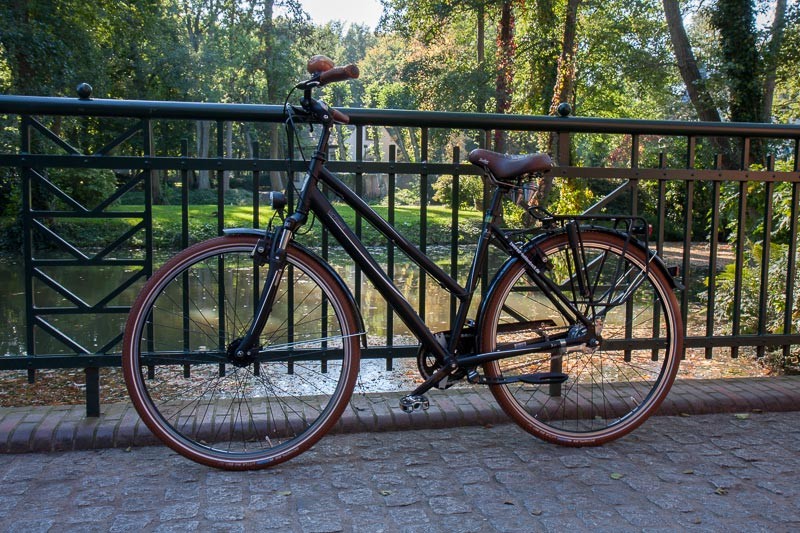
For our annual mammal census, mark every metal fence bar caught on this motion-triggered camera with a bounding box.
[785,140,800,364]
[706,155,723,359]
[1,94,799,413]
[419,127,429,324]
[758,156,776,359]
[450,146,460,327]
[386,145,396,371]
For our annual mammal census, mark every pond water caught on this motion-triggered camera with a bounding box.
[0,245,502,357]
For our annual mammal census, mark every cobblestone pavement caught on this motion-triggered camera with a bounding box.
[0,410,798,532]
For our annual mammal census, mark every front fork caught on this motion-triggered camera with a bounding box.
[233,220,296,359]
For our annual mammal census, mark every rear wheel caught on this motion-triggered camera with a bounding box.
[123,235,361,470]
[479,230,682,446]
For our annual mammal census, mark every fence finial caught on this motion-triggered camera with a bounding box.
[76,83,93,100]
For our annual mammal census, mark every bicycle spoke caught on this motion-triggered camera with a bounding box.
[480,230,681,445]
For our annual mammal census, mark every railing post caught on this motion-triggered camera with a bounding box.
[85,367,100,417]
[21,115,36,385]
[419,127,429,322]
[758,155,775,358]
[706,154,723,359]
[386,145,396,371]
[450,146,460,326]
[681,137,696,347]
[784,140,800,364]
[731,138,751,359]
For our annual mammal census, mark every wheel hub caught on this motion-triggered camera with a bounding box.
[226,338,257,368]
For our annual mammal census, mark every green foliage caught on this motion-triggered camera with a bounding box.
[48,168,117,210]
[117,187,254,207]
[394,188,420,206]
[550,178,595,215]
[719,161,798,246]
[569,0,680,120]
[502,199,527,229]
[0,168,17,217]
[712,240,799,371]
[431,175,484,210]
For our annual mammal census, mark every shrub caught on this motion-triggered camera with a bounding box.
[48,168,117,210]
[711,240,800,373]
[432,175,484,210]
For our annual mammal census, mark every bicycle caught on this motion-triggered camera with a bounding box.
[122,55,684,471]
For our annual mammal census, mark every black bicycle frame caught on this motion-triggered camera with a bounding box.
[244,117,594,376]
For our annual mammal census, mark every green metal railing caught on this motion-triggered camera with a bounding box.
[1,88,799,415]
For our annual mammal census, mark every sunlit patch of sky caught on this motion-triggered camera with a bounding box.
[281,0,384,29]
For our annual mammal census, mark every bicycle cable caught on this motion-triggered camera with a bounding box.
[282,87,318,237]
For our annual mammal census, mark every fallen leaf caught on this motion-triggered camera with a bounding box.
[714,487,728,496]
[683,470,694,475]
[277,490,292,496]
[124,447,132,453]
[610,473,624,480]
[531,510,543,516]
[679,413,691,417]
[379,490,393,496]
[734,413,750,420]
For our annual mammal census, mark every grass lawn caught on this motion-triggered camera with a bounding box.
[2,203,484,252]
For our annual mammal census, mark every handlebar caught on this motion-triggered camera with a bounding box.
[318,64,360,87]
[294,56,359,125]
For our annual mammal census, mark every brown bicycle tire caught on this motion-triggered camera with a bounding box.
[479,229,683,446]
[122,234,361,470]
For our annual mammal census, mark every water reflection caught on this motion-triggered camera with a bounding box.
[0,246,503,357]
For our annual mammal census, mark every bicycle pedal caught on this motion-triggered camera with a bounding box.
[399,394,430,413]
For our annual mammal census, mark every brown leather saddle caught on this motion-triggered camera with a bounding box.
[468,149,552,181]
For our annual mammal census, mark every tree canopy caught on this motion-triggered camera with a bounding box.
[2,1,797,124]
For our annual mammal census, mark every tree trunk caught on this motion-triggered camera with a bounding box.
[260,0,285,191]
[548,0,580,118]
[543,0,581,164]
[196,120,211,189]
[494,0,515,152]
[6,0,34,93]
[269,123,284,191]
[476,4,487,113]
[663,0,734,165]
[243,124,254,159]
[386,127,413,163]
[711,0,762,123]
[762,0,788,122]
[662,0,722,123]
[535,0,559,115]
[223,121,233,192]
[529,0,581,214]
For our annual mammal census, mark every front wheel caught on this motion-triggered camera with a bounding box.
[122,235,361,470]
[479,230,683,446]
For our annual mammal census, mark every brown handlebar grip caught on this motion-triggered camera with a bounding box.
[331,108,350,125]
[307,55,335,74]
[318,64,360,86]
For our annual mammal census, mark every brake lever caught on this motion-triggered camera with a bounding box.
[295,74,321,91]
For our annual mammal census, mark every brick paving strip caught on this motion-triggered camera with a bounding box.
[1,376,798,454]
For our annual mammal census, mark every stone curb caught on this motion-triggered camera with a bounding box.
[1,376,798,454]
